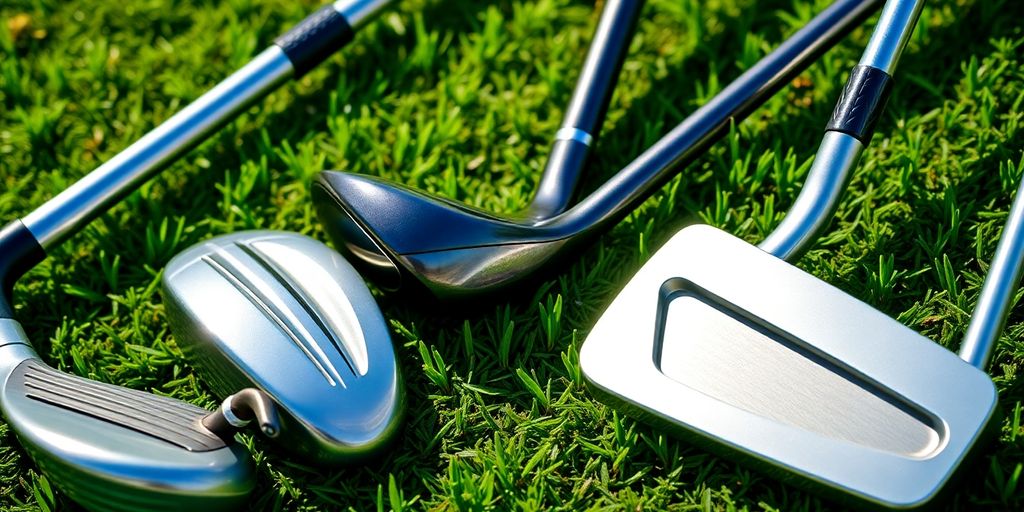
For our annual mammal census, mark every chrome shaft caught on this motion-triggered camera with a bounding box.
[757,0,924,259]
[22,48,295,249]
[960,177,1024,370]
[858,0,924,74]
[334,0,392,29]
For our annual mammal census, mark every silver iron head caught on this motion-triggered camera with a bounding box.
[0,335,254,512]
[162,231,404,465]
[580,225,999,509]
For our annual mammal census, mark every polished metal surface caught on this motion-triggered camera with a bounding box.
[333,0,392,29]
[554,127,594,147]
[0,337,253,512]
[163,231,403,465]
[22,48,294,249]
[758,132,864,259]
[316,0,648,281]
[961,178,1024,369]
[0,321,31,379]
[526,0,644,219]
[314,0,884,299]
[580,226,998,508]
[859,0,925,73]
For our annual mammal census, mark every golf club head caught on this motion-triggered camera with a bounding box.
[312,172,570,299]
[162,230,403,465]
[580,225,999,509]
[0,324,254,512]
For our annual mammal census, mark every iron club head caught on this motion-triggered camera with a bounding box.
[312,0,884,300]
[0,220,279,511]
[162,231,404,465]
[311,0,649,299]
[0,321,257,512]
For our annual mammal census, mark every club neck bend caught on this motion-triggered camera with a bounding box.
[757,134,863,261]
[757,0,924,260]
[533,0,884,239]
[527,0,644,219]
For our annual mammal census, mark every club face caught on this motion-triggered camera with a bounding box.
[580,225,999,509]
[162,231,403,465]
[0,338,253,512]
[313,171,568,299]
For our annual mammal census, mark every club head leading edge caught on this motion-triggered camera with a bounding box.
[162,231,404,465]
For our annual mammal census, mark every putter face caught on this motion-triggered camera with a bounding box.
[0,326,253,512]
[580,225,999,508]
[162,231,403,465]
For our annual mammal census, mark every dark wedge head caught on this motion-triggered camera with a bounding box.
[313,171,573,299]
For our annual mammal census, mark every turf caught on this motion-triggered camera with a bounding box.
[1,0,1023,509]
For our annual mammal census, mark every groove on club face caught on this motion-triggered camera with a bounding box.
[163,231,404,465]
[0,338,254,512]
[200,250,351,385]
[581,226,999,509]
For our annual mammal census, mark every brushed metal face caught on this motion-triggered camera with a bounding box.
[580,225,998,509]
[659,295,940,457]
[163,231,403,465]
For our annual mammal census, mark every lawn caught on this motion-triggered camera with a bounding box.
[2,0,1023,510]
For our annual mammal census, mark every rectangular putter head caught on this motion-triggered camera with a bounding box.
[580,224,999,509]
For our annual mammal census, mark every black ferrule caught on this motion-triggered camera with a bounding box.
[825,65,893,144]
[274,5,354,78]
[0,220,45,319]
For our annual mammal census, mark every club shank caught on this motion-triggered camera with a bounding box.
[20,0,390,251]
[960,177,1024,369]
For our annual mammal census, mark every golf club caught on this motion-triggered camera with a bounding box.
[156,0,640,466]
[318,0,643,290]
[162,231,404,465]
[0,1,391,509]
[313,0,883,300]
[581,0,1001,508]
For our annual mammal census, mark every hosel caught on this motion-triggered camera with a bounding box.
[203,388,282,440]
[527,0,644,219]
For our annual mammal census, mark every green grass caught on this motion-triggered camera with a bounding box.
[2,0,1024,509]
